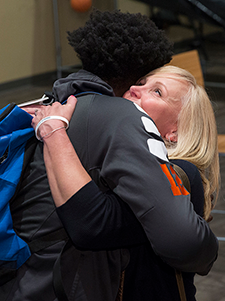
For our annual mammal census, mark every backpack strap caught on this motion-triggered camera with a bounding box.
[116,270,125,301]
[173,163,190,301]
[28,228,69,254]
[53,240,73,301]
[175,270,187,301]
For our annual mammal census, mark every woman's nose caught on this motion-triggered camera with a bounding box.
[129,86,142,99]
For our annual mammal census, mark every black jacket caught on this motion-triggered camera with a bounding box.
[53,70,217,273]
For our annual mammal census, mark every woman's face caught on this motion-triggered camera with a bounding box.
[123,74,189,141]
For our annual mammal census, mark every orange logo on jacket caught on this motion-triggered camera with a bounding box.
[160,164,189,196]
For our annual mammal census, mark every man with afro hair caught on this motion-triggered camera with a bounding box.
[2,9,218,301]
[67,9,173,97]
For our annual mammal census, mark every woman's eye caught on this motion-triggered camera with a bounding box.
[155,89,162,96]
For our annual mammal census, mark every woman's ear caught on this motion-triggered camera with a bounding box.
[165,131,178,142]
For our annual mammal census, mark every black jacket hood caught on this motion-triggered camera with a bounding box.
[52,70,114,103]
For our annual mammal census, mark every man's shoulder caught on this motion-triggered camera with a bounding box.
[74,93,149,123]
[93,94,150,118]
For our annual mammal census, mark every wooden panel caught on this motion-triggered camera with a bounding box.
[168,50,225,153]
[168,50,204,87]
[218,134,225,153]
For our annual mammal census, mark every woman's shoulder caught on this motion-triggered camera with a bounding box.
[170,159,204,216]
[170,159,200,181]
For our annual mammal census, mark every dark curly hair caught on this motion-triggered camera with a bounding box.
[68,9,174,96]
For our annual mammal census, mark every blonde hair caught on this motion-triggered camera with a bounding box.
[144,65,220,220]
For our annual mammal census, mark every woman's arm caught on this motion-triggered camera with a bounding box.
[57,180,148,250]
[31,96,92,207]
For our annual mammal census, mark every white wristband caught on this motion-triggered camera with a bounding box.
[35,116,69,141]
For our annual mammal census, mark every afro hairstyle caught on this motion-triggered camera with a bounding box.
[67,9,174,92]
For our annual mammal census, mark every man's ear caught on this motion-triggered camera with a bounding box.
[165,131,178,142]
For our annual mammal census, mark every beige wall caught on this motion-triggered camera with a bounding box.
[0,0,115,84]
[117,0,150,14]
[1,0,55,84]
[0,0,149,85]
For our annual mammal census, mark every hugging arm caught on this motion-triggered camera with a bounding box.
[31,97,92,206]
[56,180,148,250]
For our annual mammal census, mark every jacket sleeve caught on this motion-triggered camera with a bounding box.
[56,180,148,250]
[67,94,218,275]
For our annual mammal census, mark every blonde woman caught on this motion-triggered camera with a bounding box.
[132,65,220,221]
